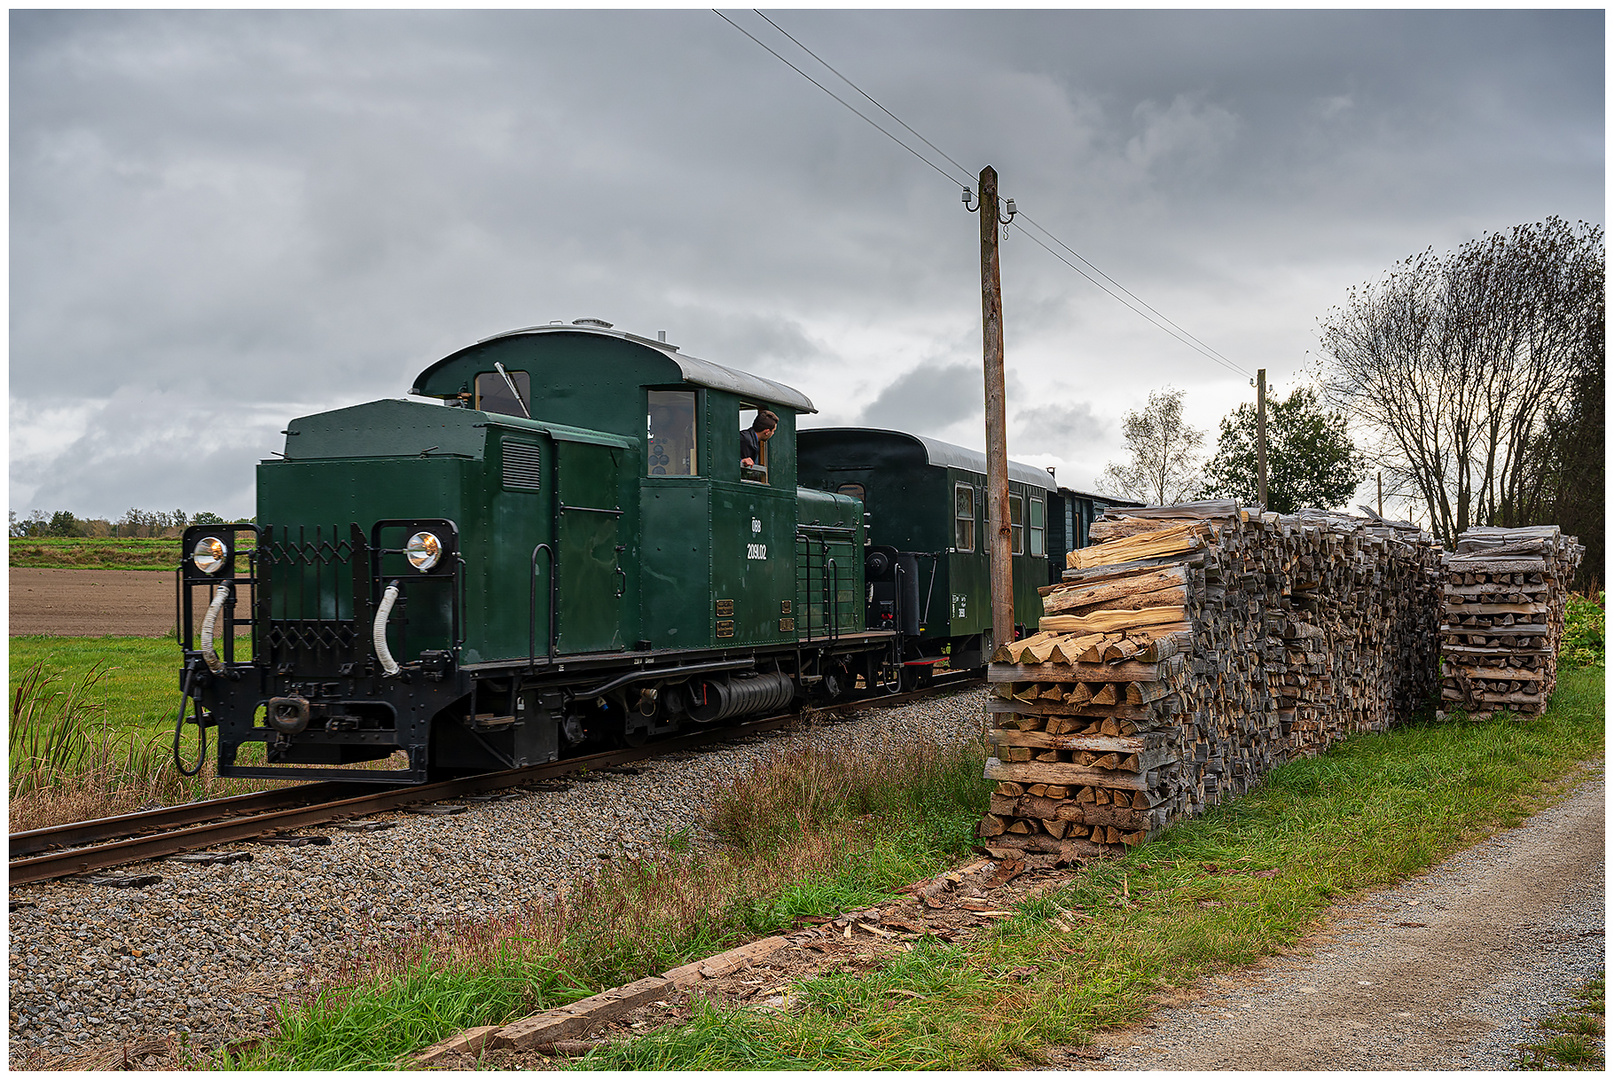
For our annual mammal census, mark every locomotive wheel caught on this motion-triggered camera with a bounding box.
[899,664,923,693]
[821,664,852,702]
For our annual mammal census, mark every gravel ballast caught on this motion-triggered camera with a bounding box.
[7,690,988,1067]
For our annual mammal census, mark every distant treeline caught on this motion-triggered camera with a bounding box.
[9,508,250,540]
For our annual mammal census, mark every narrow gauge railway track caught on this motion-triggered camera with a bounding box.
[8,674,981,887]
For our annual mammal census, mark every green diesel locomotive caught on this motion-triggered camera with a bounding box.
[176,320,1068,783]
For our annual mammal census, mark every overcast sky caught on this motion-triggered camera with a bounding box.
[10,8,1604,523]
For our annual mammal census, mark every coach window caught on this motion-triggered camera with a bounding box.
[647,390,698,476]
[475,369,531,418]
[954,483,975,552]
[1010,493,1025,555]
[1029,496,1046,557]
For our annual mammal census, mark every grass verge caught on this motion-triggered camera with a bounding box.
[219,669,1601,1071]
[1514,976,1605,1071]
[9,537,186,571]
[583,666,1604,1069]
[222,728,989,1070]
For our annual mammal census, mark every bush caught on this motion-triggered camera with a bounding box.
[1560,593,1604,669]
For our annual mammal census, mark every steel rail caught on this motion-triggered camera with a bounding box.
[9,782,370,860]
[9,675,982,886]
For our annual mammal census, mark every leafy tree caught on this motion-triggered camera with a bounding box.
[1319,217,1603,547]
[46,510,80,537]
[1199,385,1366,513]
[191,511,226,525]
[1100,387,1205,505]
[11,509,50,538]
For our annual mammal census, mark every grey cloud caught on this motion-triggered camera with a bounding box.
[9,9,1602,517]
[1013,401,1111,457]
[857,362,982,434]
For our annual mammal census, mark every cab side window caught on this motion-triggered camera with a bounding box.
[475,370,531,418]
[739,405,771,484]
[1010,493,1025,555]
[647,390,698,476]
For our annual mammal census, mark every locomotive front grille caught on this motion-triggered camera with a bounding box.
[257,523,370,675]
[266,620,362,661]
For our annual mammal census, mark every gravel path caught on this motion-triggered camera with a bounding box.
[7,690,987,1068]
[1069,765,1605,1071]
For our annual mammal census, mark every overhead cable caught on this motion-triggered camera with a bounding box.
[717,9,1251,378]
[711,10,966,191]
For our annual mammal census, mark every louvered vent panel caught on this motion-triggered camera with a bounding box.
[504,443,543,491]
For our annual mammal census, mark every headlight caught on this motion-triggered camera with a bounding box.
[405,531,443,571]
[191,537,228,575]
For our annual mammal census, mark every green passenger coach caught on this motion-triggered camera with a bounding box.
[798,428,1056,679]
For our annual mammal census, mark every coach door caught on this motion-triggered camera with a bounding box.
[554,438,628,654]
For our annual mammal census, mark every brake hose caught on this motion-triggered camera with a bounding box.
[199,582,230,674]
[173,664,205,777]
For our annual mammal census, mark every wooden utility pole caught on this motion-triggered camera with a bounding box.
[1256,368,1268,509]
[975,165,1014,649]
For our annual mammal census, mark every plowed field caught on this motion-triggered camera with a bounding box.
[10,569,175,637]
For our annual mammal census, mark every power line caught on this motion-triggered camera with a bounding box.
[710,10,965,191]
[1012,224,1251,378]
[749,9,977,186]
[1013,211,1251,377]
[716,9,1252,380]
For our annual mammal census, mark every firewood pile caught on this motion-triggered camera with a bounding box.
[1436,525,1584,720]
[979,500,1442,863]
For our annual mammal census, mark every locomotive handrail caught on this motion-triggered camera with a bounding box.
[827,558,839,644]
[528,543,557,670]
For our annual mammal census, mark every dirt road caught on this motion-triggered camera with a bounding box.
[1049,768,1605,1070]
[9,568,175,636]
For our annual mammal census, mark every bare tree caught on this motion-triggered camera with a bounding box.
[1318,217,1603,546]
[1101,387,1205,505]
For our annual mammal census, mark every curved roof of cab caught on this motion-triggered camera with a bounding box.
[411,319,816,414]
[799,426,1059,492]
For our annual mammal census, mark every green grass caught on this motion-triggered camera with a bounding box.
[582,667,1605,1070]
[212,669,1607,1071]
[1515,976,1605,1070]
[9,536,188,571]
[9,636,183,739]
[1561,592,1605,669]
[8,635,273,828]
[222,731,992,1070]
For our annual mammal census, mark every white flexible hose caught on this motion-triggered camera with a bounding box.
[200,583,230,673]
[374,582,402,676]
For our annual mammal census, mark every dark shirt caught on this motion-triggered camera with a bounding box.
[741,428,761,463]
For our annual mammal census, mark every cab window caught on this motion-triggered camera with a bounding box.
[1010,493,1024,556]
[836,482,866,501]
[954,483,975,552]
[475,370,531,417]
[1029,496,1045,557]
[647,390,698,476]
[739,405,770,484]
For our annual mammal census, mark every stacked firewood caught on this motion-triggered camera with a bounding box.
[1436,526,1583,720]
[979,500,1443,862]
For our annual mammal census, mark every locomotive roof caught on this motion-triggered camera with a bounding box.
[413,321,816,413]
[799,427,1058,492]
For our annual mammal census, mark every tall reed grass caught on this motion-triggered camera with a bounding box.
[8,660,270,830]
